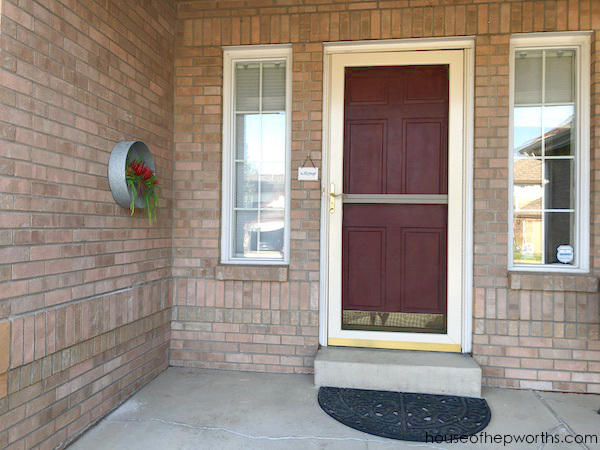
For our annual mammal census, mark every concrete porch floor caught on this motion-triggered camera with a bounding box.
[71,367,600,450]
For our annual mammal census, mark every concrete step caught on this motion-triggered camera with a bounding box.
[314,346,482,398]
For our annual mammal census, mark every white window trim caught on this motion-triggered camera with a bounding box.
[221,45,292,265]
[508,32,591,273]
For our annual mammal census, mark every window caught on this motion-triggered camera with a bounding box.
[509,33,590,272]
[221,46,292,264]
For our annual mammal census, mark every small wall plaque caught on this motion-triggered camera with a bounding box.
[298,155,319,181]
[298,167,319,181]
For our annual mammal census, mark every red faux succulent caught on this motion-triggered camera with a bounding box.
[125,159,159,223]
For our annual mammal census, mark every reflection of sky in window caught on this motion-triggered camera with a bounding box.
[262,114,286,163]
[543,105,573,132]
[240,114,261,161]
[514,185,542,210]
[514,105,573,153]
[239,114,286,173]
[514,107,541,150]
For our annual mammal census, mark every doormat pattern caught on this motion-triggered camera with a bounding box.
[318,387,491,442]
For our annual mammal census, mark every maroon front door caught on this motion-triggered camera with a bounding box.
[342,66,449,332]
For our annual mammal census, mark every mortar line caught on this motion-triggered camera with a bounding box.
[8,277,170,320]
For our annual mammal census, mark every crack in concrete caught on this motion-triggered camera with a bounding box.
[108,417,448,449]
[533,390,589,450]
[536,424,569,450]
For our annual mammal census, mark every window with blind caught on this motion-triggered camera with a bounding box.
[221,47,291,264]
[509,34,590,272]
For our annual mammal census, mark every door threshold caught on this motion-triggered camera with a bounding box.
[328,338,461,352]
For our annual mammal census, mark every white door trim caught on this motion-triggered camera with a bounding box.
[318,38,475,353]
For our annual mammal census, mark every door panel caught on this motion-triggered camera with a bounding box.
[343,204,447,315]
[404,67,447,103]
[346,121,387,193]
[342,65,449,330]
[347,75,389,104]
[401,228,446,314]
[343,66,449,196]
[344,228,386,310]
[403,120,447,194]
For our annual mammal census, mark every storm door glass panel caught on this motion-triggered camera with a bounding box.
[512,49,576,266]
[341,66,449,335]
[233,61,287,260]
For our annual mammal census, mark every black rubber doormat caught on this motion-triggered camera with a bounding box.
[318,387,491,442]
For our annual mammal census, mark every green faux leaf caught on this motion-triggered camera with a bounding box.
[127,179,136,215]
[125,160,160,225]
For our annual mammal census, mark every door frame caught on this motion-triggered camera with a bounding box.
[319,37,475,353]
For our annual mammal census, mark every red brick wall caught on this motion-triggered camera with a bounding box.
[172,38,322,374]
[0,0,176,447]
[1,1,599,446]
[173,0,600,393]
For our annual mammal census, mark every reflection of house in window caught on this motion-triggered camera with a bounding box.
[514,116,573,264]
[253,176,286,253]
[515,116,572,157]
[513,157,543,263]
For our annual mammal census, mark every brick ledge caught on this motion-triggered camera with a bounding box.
[508,272,599,292]
[215,265,288,282]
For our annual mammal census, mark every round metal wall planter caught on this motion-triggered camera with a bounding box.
[108,141,155,209]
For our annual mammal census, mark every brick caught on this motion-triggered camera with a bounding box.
[505,369,537,380]
[538,371,571,382]
[0,321,10,373]
[0,373,6,399]
[571,373,600,383]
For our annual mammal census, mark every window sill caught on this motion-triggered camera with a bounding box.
[508,271,598,293]
[215,265,288,282]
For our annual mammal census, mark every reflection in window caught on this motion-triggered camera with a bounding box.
[233,61,287,260]
[514,212,542,264]
[512,49,576,266]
